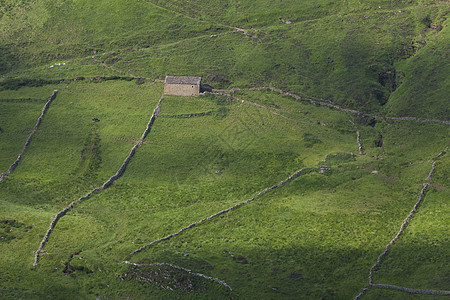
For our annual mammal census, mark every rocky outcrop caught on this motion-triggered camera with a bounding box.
[0,90,58,183]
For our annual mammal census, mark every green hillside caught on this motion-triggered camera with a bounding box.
[1,0,449,118]
[0,0,449,299]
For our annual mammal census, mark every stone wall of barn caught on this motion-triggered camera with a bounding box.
[164,83,199,96]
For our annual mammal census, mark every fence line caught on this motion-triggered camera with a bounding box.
[354,153,449,299]
[0,90,58,183]
[33,96,163,267]
[368,183,430,285]
[129,167,318,256]
[123,261,233,292]
[212,87,450,125]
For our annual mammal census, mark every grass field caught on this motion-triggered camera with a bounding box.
[0,0,449,299]
[0,79,448,299]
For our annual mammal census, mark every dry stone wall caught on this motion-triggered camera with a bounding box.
[0,90,58,183]
[160,112,212,118]
[214,87,375,117]
[127,165,318,297]
[389,117,450,125]
[33,96,164,267]
[123,261,233,292]
[369,284,450,295]
[368,183,430,285]
[212,87,450,125]
[354,152,450,299]
[348,119,364,155]
[130,167,318,256]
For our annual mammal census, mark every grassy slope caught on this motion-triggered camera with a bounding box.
[0,0,449,299]
[1,0,449,117]
[386,21,450,120]
[0,82,448,299]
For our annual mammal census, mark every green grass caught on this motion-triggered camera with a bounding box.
[0,0,449,299]
[1,1,448,116]
[1,80,447,298]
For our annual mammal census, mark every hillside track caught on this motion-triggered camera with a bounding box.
[142,0,236,31]
[33,96,164,267]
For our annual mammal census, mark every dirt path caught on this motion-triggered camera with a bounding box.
[348,119,364,155]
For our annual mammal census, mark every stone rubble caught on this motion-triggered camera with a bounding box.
[348,119,364,155]
[123,261,233,292]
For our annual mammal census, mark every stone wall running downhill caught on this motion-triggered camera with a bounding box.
[33,96,164,267]
[129,167,318,256]
[354,151,450,299]
[126,165,318,296]
[140,96,162,141]
[348,119,364,155]
[356,130,363,155]
[0,90,58,183]
[368,183,430,285]
[425,161,436,182]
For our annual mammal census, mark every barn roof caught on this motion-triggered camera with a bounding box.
[165,76,201,85]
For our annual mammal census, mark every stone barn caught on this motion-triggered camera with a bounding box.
[164,76,202,96]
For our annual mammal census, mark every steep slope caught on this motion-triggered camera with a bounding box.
[386,19,449,120]
[1,0,448,117]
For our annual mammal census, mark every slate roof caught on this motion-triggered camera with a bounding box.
[165,76,201,85]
